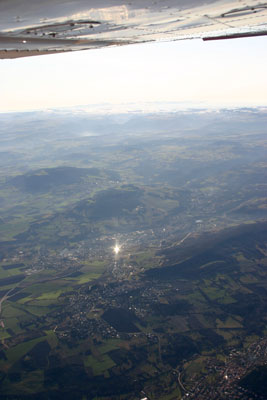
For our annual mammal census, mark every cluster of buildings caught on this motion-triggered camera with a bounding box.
[182,338,267,400]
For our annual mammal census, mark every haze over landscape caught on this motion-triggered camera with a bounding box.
[0,36,267,399]
[1,36,267,112]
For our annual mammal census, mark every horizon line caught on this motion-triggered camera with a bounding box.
[1,101,267,115]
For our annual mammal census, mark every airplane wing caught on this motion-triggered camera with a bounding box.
[1,0,267,59]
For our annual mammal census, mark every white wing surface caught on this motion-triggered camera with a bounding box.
[0,0,267,58]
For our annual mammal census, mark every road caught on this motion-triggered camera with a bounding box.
[0,286,18,326]
[177,232,192,246]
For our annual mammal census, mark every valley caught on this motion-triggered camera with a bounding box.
[0,108,266,399]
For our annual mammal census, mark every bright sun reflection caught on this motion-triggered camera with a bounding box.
[113,245,120,255]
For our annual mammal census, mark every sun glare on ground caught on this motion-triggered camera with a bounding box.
[113,245,120,255]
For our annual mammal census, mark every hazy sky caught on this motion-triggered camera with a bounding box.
[1,36,267,112]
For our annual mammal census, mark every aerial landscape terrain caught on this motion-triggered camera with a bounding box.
[0,107,266,399]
